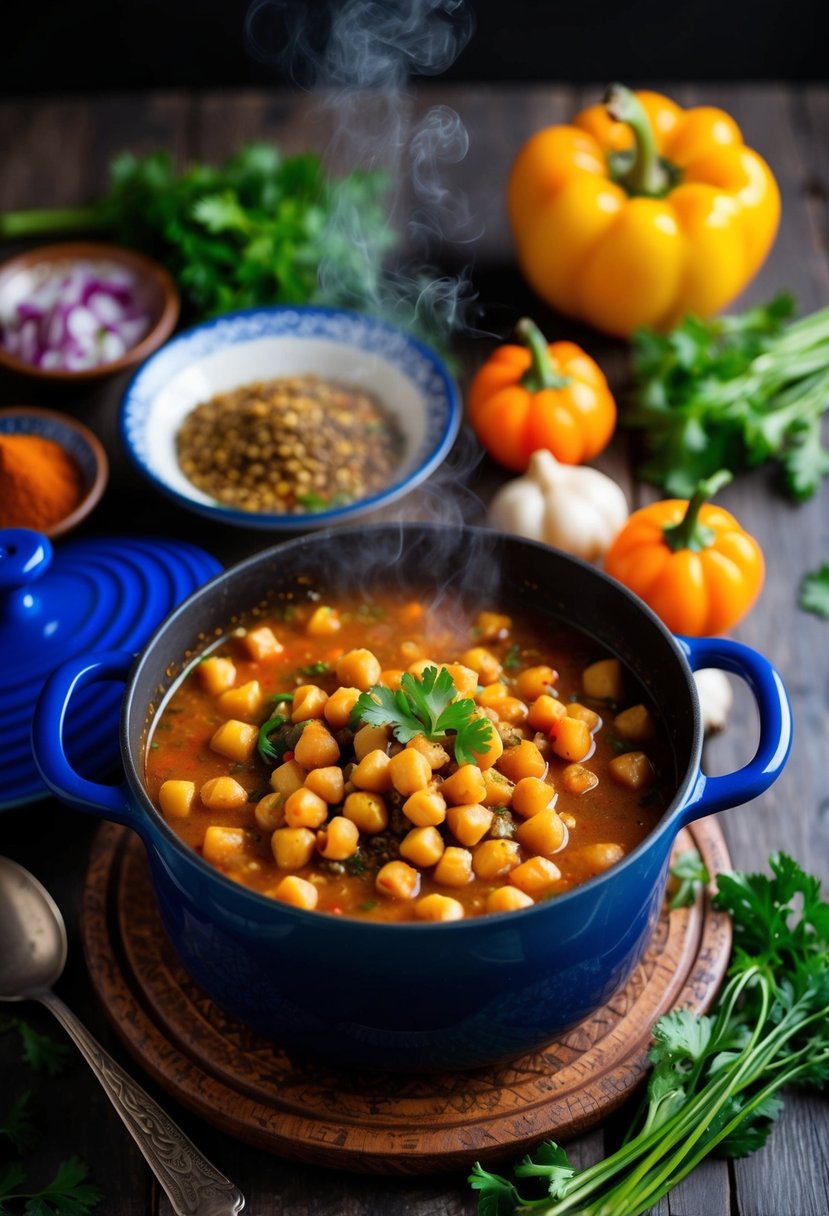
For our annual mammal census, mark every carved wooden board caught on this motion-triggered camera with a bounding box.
[81,819,732,1175]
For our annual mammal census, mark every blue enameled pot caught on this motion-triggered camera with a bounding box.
[32,524,792,1071]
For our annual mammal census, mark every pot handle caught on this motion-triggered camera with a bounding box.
[32,650,142,830]
[676,635,793,825]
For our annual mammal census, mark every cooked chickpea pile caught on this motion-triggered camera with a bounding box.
[149,598,668,922]
[176,374,405,514]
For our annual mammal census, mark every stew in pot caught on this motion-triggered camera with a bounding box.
[144,588,674,921]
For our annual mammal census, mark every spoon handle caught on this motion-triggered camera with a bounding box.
[39,990,245,1215]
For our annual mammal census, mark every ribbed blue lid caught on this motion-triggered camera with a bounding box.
[0,528,221,810]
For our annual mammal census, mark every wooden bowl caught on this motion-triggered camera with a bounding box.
[0,405,108,536]
[0,241,179,382]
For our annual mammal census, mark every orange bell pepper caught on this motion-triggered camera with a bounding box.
[507,85,781,338]
[603,471,764,635]
[467,317,616,471]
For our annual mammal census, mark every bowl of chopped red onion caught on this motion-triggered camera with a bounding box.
[0,242,179,382]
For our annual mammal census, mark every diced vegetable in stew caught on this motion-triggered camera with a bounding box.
[144,590,673,921]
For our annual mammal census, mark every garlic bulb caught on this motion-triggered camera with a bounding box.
[693,669,733,734]
[487,448,629,563]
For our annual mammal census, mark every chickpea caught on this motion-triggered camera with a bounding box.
[486,885,534,913]
[388,748,432,796]
[441,764,486,806]
[316,816,360,861]
[376,860,420,901]
[254,792,286,831]
[271,875,318,910]
[293,720,340,769]
[414,894,464,922]
[336,648,381,691]
[292,684,329,721]
[399,826,445,868]
[472,838,521,880]
[343,791,389,834]
[514,665,558,701]
[461,646,502,684]
[200,775,248,812]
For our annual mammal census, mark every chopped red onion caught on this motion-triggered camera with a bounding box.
[0,259,153,371]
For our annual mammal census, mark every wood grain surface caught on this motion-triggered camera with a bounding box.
[2,83,828,1216]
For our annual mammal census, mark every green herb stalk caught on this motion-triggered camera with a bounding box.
[627,294,829,501]
[469,852,829,1216]
[0,145,395,325]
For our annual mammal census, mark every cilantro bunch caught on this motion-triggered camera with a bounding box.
[469,852,829,1216]
[350,666,493,766]
[0,144,395,322]
[627,294,829,501]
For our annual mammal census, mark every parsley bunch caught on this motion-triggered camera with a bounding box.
[627,294,829,501]
[469,852,829,1216]
[350,666,493,766]
[0,144,394,322]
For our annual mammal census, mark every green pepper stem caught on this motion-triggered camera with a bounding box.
[663,470,733,553]
[605,83,671,198]
[515,317,571,391]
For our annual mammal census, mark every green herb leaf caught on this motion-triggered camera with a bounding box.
[668,849,711,909]
[0,1093,38,1155]
[3,1020,71,1077]
[800,563,829,619]
[503,643,521,670]
[627,295,829,501]
[0,1157,101,1215]
[467,1163,521,1216]
[21,1156,102,1215]
[469,851,829,1216]
[514,1141,575,1198]
[350,667,495,763]
[257,713,290,766]
[0,1162,28,1204]
[297,661,330,676]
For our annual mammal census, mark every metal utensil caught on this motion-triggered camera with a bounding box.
[0,855,244,1215]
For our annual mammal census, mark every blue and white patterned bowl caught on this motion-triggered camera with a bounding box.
[120,306,461,530]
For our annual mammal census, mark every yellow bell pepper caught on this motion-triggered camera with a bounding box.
[507,85,781,338]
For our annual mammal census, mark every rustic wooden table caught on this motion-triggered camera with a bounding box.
[1,83,828,1216]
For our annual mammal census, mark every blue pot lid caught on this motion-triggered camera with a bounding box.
[0,528,221,811]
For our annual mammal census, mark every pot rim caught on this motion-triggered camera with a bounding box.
[120,521,704,932]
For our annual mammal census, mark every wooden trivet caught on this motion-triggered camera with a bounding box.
[80,820,732,1175]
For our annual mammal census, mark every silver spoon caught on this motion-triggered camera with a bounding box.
[0,855,245,1215]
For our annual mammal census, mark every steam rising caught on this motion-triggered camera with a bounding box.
[245,0,490,536]
[244,0,480,342]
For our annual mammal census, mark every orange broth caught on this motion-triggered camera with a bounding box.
[144,590,674,921]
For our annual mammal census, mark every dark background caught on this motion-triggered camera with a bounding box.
[2,0,826,94]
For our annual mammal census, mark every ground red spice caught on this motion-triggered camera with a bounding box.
[0,433,84,530]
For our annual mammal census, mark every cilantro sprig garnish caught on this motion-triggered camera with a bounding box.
[469,851,829,1216]
[350,666,494,766]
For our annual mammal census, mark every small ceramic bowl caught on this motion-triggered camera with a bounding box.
[0,241,180,382]
[0,406,108,537]
[119,306,461,530]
